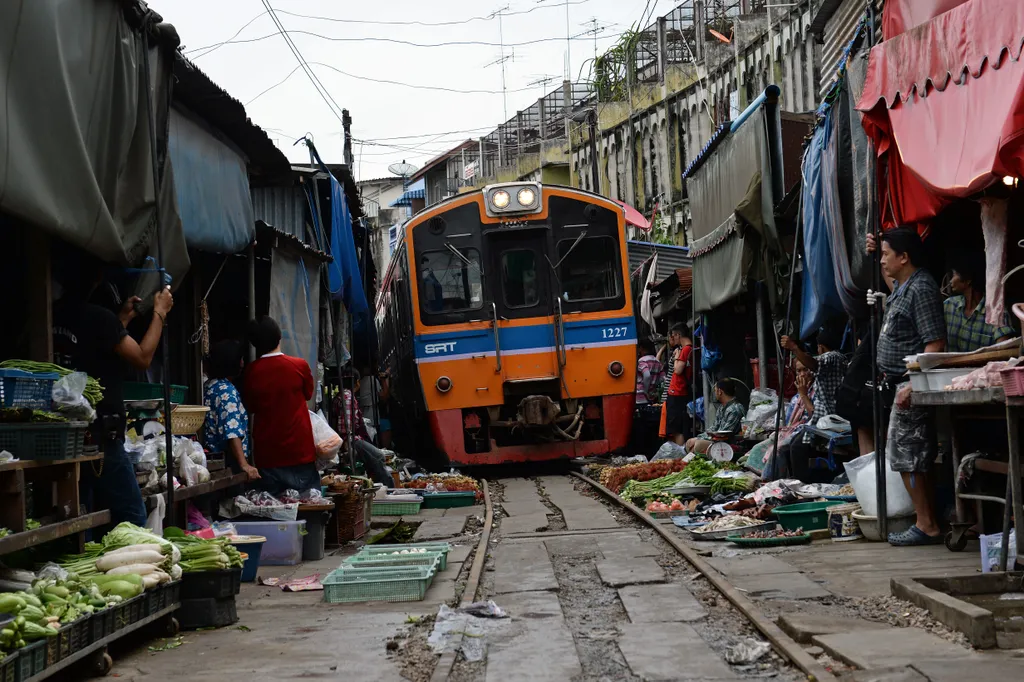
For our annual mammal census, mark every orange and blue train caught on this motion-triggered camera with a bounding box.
[376,182,637,466]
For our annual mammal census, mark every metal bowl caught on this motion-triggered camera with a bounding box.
[687,519,777,541]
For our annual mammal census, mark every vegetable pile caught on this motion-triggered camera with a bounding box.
[0,408,67,424]
[736,528,806,539]
[619,471,691,501]
[646,499,687,513]
[169,533,244,573]
[404,474,482,500]
[599,460,688,493]
[0,360,104,407]
[60,523,182,587]
[691,516,766,534]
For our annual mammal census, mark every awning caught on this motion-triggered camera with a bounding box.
[390,187,425,208]
[690,215,751,313]
[613,200,651,231]
[169,107,254,254]
[857,0,1024,228]
[881,0,969,38]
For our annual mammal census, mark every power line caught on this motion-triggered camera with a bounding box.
[184,1,596,55]
[260,0,345,124]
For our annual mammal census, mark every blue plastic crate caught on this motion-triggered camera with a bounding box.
[0,369,57,410]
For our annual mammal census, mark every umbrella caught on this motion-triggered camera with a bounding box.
[613,200,651,231]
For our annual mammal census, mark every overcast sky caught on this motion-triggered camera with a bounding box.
[152,0,670,180]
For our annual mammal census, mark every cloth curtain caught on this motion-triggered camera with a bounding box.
[979,198,1009,326]
[269,250,321,385]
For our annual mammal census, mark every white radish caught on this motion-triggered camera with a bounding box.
[170,545,181,564]
[96,550,165,572]
[104,544,166,557]
[169,565,182,580]
[157,570,172,584]
[106,563,160,577]
[141,572,163,590]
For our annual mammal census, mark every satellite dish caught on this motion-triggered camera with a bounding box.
[388,160,418,188]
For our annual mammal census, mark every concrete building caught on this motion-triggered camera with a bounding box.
[358,176,406,277]
[409,140,481,207]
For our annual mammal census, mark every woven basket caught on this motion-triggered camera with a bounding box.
[168,405,209,435]
[327,488,373,544]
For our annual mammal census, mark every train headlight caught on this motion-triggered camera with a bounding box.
[608,361,624,377]
[436,376,453,393]
[491,190,511,210]
[517,187,536,207]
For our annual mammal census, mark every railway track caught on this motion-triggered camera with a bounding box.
[433,471,836,682]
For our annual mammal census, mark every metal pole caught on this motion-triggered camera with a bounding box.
[771,196,802,472]
[755,285,769,392]
[141,25,175,529]
[589,110,601,195]
[247,244,256,363]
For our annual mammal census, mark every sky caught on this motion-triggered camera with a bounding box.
[152,0,671,181]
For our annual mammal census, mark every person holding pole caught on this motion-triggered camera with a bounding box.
[866,228,946,546]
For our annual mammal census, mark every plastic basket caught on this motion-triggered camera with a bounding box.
[359,542,451,570]
[124,382,188,404]
[114,595,143,630]
[1001,367,1024,397]
[58,616,90,659]
[90,608,115,644]
[178,596,238,630]
[16,641,44,681]
[0,421,87,460]
[45,634,61,668]
[0,651,16,682]
[0,369,57,410]
[772,501,835,531]
[344,554,441,572]
[726,532,813,547]
[167,405,209,436]
[371,500,422,516]
[419,491,477,509]
[180,568,242,599]
[322,565,434,603]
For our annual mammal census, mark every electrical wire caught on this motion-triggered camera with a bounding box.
[260,0,346,123]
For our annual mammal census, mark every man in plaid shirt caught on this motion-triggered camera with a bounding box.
[943,251,1015,352]
[685,378,745,455]
[332,370,392,485]
[781,324,848,443]
[867,228,946,546]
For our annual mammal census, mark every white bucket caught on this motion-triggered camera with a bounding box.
[827,503,863,542]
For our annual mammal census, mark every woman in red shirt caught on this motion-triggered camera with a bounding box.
[242,316,320,495]
[665,323,694,445]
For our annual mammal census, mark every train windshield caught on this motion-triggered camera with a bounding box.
[556,236,621,301]
[501,249,539,308]
[419,249,483,313]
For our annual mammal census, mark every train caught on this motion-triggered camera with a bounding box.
[376,182,637,466]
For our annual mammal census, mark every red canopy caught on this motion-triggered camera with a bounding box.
[881,0,969,38]
[613,199,651,231]
[857,0,1024,229]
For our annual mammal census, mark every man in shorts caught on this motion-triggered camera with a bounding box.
[665,324,694,445]
[867,228,946,546]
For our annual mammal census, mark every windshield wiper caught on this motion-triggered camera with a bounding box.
[445,242,482,275]
[546,229,587,271]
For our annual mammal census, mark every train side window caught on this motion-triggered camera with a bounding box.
[419,249,483,314]
[556,236,621,301]
[501,249,539,308]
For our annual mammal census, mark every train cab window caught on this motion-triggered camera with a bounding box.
[419,249,483,314]
[556,236,621,301]
[501,249,539,308]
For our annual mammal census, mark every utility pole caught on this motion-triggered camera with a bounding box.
[495,6,511,121]
[589,109,601,195]
[342,109,353,166]
[564,0,572,80]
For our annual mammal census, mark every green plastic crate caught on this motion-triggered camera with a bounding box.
[16,641,44,681]
[358,542,451,570]
[124,382,188,404]
[0,651,15,682]
[419,491,477,509]
[343,554,441,572]
[323,565,434,603]
[371,499,422,516]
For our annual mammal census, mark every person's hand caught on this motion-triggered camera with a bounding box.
[796,372,811,396]
[119,296,142,327]
[896,384,912,409]
[242,464,261,481]
[866,289,886,308]
[780,335,798,352]
[153,286,173,318]
[866,233,878,254]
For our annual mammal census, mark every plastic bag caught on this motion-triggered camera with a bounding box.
[979,531,1017,573]
[652,441,688,461]
[843,452,914,518]
[219,492,298,521]
[742,389,779,435]
[51,372,96,423]
[177,449,202,486]
[309,411,342,459]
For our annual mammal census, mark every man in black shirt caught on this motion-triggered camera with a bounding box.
[53,255,173,527]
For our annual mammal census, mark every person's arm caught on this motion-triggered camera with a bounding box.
[114,287,173,370]
[795,372,814,416]
[301,359,314,401]
[780,335,817,371]
[719,403,744,435]
[640,366,652,397]
[226,438,259,480]
[378,375,390,402]
[353,400,370,441]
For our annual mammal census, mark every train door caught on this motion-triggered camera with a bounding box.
[485,229,558,380]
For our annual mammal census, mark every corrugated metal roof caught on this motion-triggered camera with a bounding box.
[390,187,425,207]
[627,240,692,279]
[252,185,306,241]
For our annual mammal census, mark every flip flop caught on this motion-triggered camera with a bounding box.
[888,525,943,546]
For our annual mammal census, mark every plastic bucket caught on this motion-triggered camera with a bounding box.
[827,503,862,542]
[772,501,834,531]
[230,535,266,582]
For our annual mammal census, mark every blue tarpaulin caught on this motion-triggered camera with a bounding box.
[800,123,845,339]
[169,108,254,254]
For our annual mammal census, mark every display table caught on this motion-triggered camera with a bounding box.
[912,388,1022,568]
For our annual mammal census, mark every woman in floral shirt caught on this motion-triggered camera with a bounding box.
[203,341,259,481]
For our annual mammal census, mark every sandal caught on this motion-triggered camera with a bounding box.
[888,525,943,546]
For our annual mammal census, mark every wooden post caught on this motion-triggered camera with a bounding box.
[26,233,52,362]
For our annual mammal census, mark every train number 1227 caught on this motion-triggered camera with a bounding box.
[601,327,629,339]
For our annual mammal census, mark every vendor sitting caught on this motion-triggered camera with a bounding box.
[333,369,393,486]
[685,378,746,455]
[944,251,1015,352]
[202,340,259,482]
[242,316,320,496]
